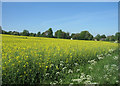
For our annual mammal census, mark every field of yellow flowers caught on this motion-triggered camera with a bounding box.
[1,34,118,84]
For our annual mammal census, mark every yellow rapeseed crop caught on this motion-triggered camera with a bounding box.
[1,34,118,84]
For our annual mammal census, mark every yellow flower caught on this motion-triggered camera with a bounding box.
[46,66,48,69]
[24,71,26,74]
[23,65,26,67]
[26,62,28,65]
[56,65,59,70]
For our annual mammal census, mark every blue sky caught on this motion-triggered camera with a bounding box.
[2,2,118,36]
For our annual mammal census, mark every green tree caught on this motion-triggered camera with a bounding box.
[55,30,63,38]
[72,33,80,40]
[101,34,106,38]
[8,31,12,35]
[94,34,101,41]
[115,32,120,42]
[22,30,29,36]
[12,31,19,35]
[42,28,53,37]
[66,32,70,39]
[0,26,2,34]
[29,33,34,36]
[79,31,93,40]
[2,30,8,34]
[71,33,76,38]
[47,28,53,38]
[36,31,41,37]
[106,35,115,41]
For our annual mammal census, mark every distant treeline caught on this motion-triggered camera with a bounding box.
[0,27,120,42]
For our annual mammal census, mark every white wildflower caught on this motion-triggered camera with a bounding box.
[59,79,62,83]
[74,63,78,66]
[113,56,118,60]
[50,64,54,67]
[104,65,109,70]
[116,80,119,83]
[67,64,69,66]
[76,69,80,72]
[109,49,114,53]
[98,56,104,60]
[88,59,97,65]
[62,67,67,71]
[104,75,108,78]
[111,64,117,67]
[68,69,73,73]
[45,73,49,76]
[56,72,60,75]
[84,80,91,84]
[91,82,99,84]
[50,82,53,84]
[60,63,63,66]
[97,54,103,57]
[72,79,82,83]
[86,75,92,81]
[60,61,64,63]
[52,82,56,85]
[54,81,58,83]
[88,66,93,70]
[107,54,111,56]
[80,73,85,80]
[69,83,73,86]
[81,73,85,76]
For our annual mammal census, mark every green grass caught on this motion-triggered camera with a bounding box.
[49,49,119,85]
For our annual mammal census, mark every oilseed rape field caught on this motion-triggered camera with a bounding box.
[1,34,119,85]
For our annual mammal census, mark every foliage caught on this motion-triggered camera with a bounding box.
[101,34,106,38]
[72,31,93,40]
[1,28,120,41]
[22,30,29,36]
[106,35,115,41]
[71,33,76,38]
[115,32,120,43]
[94,34,101,41]
[36,32,41,37]
[79,31,93,40]
[55,30,63,38]
[42,28,53,38]
[55,30,70,39]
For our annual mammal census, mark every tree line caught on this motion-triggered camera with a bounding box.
[1,27,120,42]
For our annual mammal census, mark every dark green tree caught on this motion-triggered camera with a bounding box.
[8,31,12,35]
[36,31,41,37]
[79,31,93,40]
[41,28,53,37]
[71,33,76,38]
[66,32,70,39]
[115,32,120,40]
[55,30,63,38]
[115,32,120,43]
[72,33,81,40]
[106,35,115,41]
[94,34,101,41]
[101,34,106,38]
[47,28,53,38]
[0,26,2,34]
[2,30,8,34]
[29,33,34,36]
[22,30,29,36]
